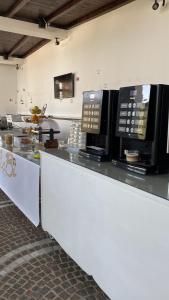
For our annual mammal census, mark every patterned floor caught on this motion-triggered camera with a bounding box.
[0,190,109,300]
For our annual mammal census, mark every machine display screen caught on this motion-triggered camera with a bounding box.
[116,85,151,140]
[90,94,95,100]
[130,90,137,97]
[81,91,103,134]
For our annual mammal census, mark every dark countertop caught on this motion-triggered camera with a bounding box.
[43,148,169,201]
[1,128,169,201]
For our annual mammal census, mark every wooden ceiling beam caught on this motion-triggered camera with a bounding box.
[8,35,29,56]
[4,0,31,18]
[21,39,50,58]
[0,16,68,40]
[65,0,135,29]
[46,0,83,23]
[0,56,25,65]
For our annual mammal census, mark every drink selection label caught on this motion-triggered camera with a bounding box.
[116,85,151,140]
[81,91,103,134]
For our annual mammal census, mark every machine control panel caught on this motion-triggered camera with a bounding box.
[116,85,151,140]
[81,91,103,134]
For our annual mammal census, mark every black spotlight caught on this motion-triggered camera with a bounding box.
[55,38,60,46]
[38,17,47,28]
[152,0,159,10]
[3,53,8,60]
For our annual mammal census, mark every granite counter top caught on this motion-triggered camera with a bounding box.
[1,128,169,201]
[43,148,169,201]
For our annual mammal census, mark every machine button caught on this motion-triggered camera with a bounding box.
[120,111,127,117]
[84,111,89,116]
[135,120,144,126]
[134,128,143,134]
[120,103,128,109]
[119,119,126,125]
[136,111,145,117]
[93,118,99,122]
[118,127,125,132]
[93,124,99,129]
[137,103,145,109]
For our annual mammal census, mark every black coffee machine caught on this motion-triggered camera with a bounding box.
[79,90,119,161]
[112,84,169,175]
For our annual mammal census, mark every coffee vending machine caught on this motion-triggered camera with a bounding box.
[79,90,119,161]
[112,84,169,175]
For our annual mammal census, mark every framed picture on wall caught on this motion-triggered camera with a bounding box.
[54,73,75,99]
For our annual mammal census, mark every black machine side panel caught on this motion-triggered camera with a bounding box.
[151,84,169,166]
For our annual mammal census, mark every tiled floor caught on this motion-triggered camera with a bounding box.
[0,190,109,300]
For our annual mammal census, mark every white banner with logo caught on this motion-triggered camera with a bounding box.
[0,147,40,226]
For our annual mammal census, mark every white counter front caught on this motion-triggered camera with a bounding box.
[0,147,40,226]
[41,150,169,300]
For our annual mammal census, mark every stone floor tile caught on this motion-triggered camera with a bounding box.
[0,189,110,300]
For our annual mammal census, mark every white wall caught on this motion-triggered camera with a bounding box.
[0,65,17,115]
[17,0,169,117]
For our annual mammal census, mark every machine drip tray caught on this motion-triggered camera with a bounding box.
[112,159,156,175]
[79,149,109,162]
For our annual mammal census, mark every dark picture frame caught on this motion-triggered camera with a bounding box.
[54,73,75,99]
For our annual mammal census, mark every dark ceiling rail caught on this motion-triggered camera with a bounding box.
[4,0,31,18]
[46,0,83,23]
[65,0,135,29]
[8,35,30,57]
[22,39,50,58]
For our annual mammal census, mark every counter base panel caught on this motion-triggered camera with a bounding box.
[41,151,169,300]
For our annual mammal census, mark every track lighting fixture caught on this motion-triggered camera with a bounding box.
[38,17,47,28]
[152,0,159,10]
[3,54,8,60]
[55,38,60,46]
[152,0,166,10]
